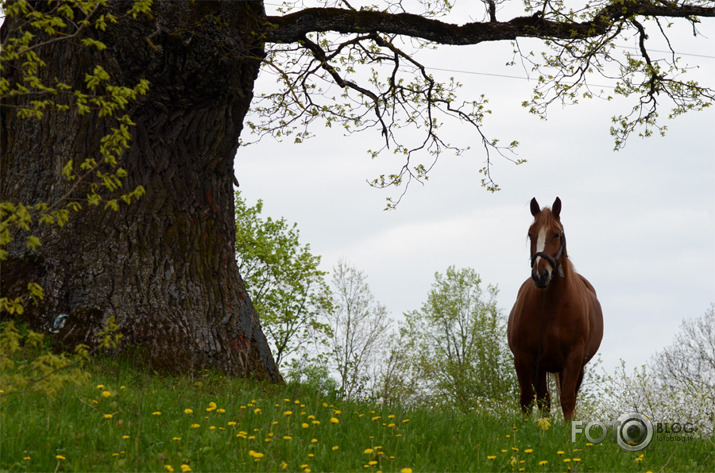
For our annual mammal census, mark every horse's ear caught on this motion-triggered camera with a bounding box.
[530,198,540,216]
[552,197,562,219]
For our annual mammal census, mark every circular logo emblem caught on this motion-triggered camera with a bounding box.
[615,412,653,451]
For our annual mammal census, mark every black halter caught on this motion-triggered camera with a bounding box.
[530,233,566,278]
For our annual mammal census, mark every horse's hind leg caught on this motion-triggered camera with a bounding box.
[535,370,551,415]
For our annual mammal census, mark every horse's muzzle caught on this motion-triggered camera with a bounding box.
[531,268,551,288]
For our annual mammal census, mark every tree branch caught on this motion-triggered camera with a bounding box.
[265,3,715,45]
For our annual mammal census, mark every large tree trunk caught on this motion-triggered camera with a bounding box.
[0,1,281,381]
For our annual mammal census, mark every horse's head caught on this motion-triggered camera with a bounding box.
[528,197,567,289]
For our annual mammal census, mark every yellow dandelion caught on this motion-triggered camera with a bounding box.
[333,409,342,415]
[332,446,339,451]
[102,391,111,398]
[172,437,181,441]
[312,420,321,425]
[302,423,309,428]
[56,455,66,460]
[402,419,410,423]
[96,384,104,389]
[23,457,31,461]
[122,435,130,439]
[284,435,293,440]
[372,416,381,421]
[330,417,339,424]
[311,438,318,443]
[364,448,374,454]
[254,408,261,414]
[557,450,565,455]
[284,410,293,416]
[190,423,200,428]
[401,469,413,473]
[524,448,533,454]
[104,414,113,419]
[165,465,174,472]
[184,408,193,414]
[206,402,217,412]
[539,460,548,466]
[574,458,581,462]
[280,462,288,469]
[180,464,191,472]
[120,385,126,390]
[537,417,551,431]
[152,411,161,416]
[369,460,378,466]
[487,456,496,460]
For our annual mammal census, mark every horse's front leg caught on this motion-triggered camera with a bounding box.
[560,352,584,421]
[515,358,536,414]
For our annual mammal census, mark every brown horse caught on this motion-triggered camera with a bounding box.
[507,197,603,420]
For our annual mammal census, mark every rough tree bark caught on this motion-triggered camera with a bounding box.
[1,1,281,381]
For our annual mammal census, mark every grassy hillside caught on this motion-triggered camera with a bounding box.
[1,358,712,472]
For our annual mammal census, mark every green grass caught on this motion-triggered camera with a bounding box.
[1,358,712,472]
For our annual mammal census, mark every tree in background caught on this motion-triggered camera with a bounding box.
[581,304,714,435]
[2,0,713,378]
[399,267,516,410]
[327,260,391,400]
[651,303,715,396]
[234,192,333,370]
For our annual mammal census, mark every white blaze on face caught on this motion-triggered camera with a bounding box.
[534,226,547,268]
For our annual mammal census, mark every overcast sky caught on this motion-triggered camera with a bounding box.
[236,2,715,375]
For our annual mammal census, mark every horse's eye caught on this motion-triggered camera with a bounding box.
[553,233,560,240]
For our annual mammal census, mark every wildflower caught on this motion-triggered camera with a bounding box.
[206,402,217,412]
[120,386,126,390]
[96,384,105,389]
[280,462,288,470]
[368,461,378,466]
[537,417,551,431]
[512,447,519,452]
[228,421,237,426]
[23,457,31,461]
[190,423,200,428]
[152,411,161,416]
[312,420,321,425]
[181,464,191,472]
[556,450,565,455]
[574,458,581,462]
[333,409,342,415]
[487,456,496,460]
[249,451,264,459]
[524,448,533,454]
[402,419,410,423]
[172,437,181,441]
[102,391,111,398]
[165,466,174,472]
[237,431,248,439]
[539,460,548,466]
[104,414,113,419]
[56,455,66,460]
[372,416,381,421]
[564,458,571,463]
[284,410,293,416]
[311,438,318,443]
[635,454,645,462]
[400,469,413,473]
[330,417,339,424]
[302,423,309,428]
[122,435,130,439]
[254,408,261,414]
[364,448,374,454]
[284,435,293,440]
[184,408,193,414]
[510,456,518,466]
